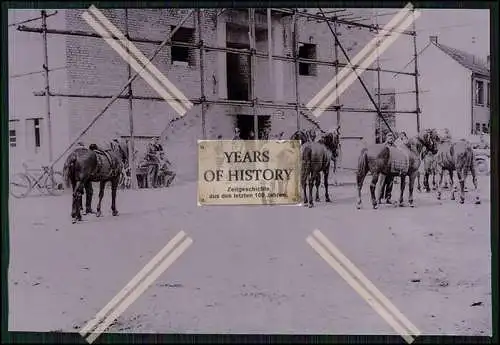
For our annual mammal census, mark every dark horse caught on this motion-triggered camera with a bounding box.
[291,128,341,208]
[356,130,438,209]
[434,135,480,204]
[63,139,128,223]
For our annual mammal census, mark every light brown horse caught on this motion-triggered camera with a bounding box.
[356,130,438,209]
[434,138,480,204]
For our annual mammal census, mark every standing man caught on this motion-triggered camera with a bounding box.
[232,127,241,140]
[379,132,396,204]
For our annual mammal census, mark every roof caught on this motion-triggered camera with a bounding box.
[432,41,490,78]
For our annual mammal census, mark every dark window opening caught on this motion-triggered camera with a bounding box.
[226,42,251,101]
[482,123,488,134]
[9,129,16,147]
[475,80,484,105]
[235,115,271,140]
[475,122,481,134]
[487,82,490,107]
[298,43,317,76]
[170,26,195,66]
[34,118,41,147]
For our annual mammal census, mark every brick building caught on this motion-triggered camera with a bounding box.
[9,8,398,180]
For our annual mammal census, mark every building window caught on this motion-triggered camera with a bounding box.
[170,26,195,66]
[487,82,490,107]
[298,43,317,76]
[475,122,481,134]
[26,118,43,153]
[482,123,488,134]
[9,120,17,148]
[475,80,484,105]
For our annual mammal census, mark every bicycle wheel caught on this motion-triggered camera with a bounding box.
[46,171,66,196]
[10,173,32,198]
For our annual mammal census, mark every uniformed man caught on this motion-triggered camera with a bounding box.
[232,128,241,140]
[380,132,396,204]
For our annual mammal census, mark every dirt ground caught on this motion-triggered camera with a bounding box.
[7,172,492,337]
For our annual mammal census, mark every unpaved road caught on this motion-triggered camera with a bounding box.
[8,174,491,337]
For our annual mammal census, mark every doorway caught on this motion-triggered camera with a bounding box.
[226,42,251,101]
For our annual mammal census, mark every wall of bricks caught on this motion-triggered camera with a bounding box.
[61,8,383,180]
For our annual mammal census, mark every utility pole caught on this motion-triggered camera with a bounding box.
[41,10,53,162]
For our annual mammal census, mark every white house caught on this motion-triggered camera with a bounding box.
[397,35,490,139]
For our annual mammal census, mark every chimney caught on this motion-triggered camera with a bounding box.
[429,35,438,44]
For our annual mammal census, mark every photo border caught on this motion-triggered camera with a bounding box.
[1,1,497,343]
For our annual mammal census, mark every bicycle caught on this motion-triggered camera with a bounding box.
[10,163,66,198]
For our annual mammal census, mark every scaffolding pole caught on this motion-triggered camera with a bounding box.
[17,25,418,77]
[41,10,54,162]
[197,9,207,140]
[248,8,258,139]
[47,9,195,168]
[267,9,273,100]
[412,10,421,133]
[124,9,138,189]
[374,9,383,143]
[292,10,300,131]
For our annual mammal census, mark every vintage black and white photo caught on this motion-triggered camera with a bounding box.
[7,6,491,340]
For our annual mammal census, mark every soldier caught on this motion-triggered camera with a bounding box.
[379,132,396,204]
[232,128,241,140]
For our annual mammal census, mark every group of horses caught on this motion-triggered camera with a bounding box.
[62,128,482,223]
[292,127,481,209]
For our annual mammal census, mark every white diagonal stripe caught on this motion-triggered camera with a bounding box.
[79,230,187,337]
[307,235,417,344]
[306,3,415,112]
[85,236,193,344]
[311,10,420,117]
[88,5,193,110]
[81,12,188,116]
[312,229,421,337]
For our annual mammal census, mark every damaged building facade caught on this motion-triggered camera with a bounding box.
[10,8,417,181]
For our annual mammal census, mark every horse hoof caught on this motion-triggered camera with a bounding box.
[399,203,405,207]
[426,189,431,193]
[325,198,332,203]
[417,188,421,193]
[112,211,119,217]
[72,218,77,224]
[356,204,361,210]
[373,204,378,210]
[459,199,465,204]
[475,199,481,205]
[308,204,313,208]
[409,203,415,208]
[96,211,102,217]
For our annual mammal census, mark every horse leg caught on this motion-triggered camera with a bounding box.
[73,181,84,223]
[84,181,94,214]
[416,171,421,193]
[424,171,431,192]
[71,180,81,222]
[432,171,437,190]
[370,173,379,209]
[111,178,119,216]
[436,169,444,200]
[356,170,367,209]
[332,159,338,186]
[315,173,321,202]
[399,174,406,207]
[96,181,106,217]
[308,173,315,208]
[470,163,481,204]
[408,173,416,207]
[301,171,308,207]
[324,168,331,203]
[449,170,456,200]
[378,174,386,204]
[456,169,465,204]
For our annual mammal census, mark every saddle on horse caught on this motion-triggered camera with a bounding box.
[388,146,410,175]
[92,149,120,178]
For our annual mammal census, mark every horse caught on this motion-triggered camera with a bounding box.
[356,129,438,209]
[292,128,340,207]
[434,137,480,204]
[63,139,128,223]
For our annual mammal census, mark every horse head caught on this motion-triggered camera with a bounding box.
[110,139,129,165]
[290,130,309,146]
[319,130,340,157]
[416,129,438,155]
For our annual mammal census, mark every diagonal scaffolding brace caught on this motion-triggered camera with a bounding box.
[317,7,396,137]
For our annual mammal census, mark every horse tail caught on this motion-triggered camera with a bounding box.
[357,147,369,177]
[301,144,312,178]
[63,152,77,188]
